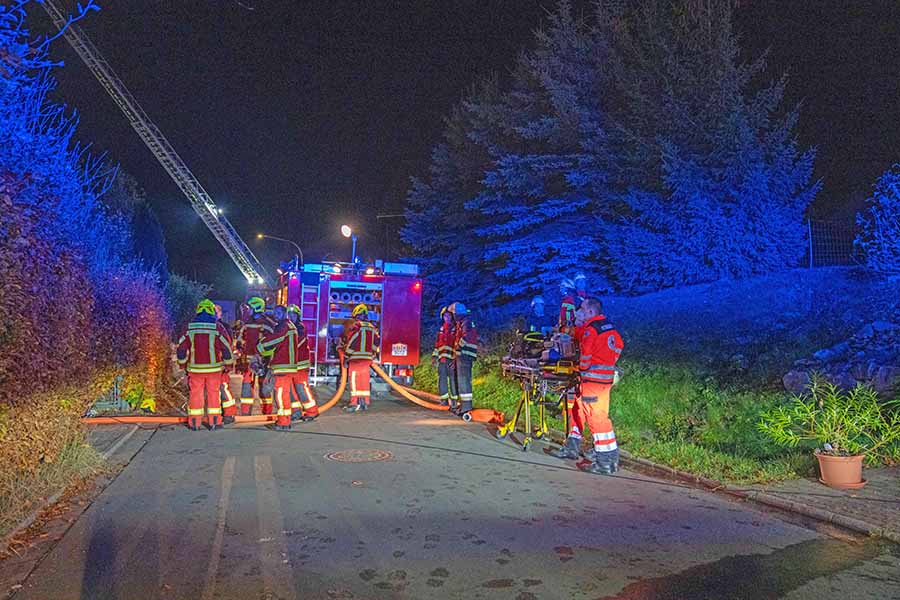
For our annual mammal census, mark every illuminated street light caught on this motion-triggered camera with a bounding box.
[257,233,303,269]
[340,224,358,265]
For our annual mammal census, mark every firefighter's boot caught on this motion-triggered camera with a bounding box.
[344,404,361,413]
[223,415,236,425]
[579,449,619,475]
[274,424,292,432]
[291,409,303,422]
[550,436,581,460]
[359,401,368,412]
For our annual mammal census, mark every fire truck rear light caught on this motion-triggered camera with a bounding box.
[394,368,411,377]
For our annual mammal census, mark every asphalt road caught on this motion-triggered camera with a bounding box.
[12,394,900,600]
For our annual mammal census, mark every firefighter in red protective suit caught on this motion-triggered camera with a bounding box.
[341,304,380,413]
[258,305,315,430]
[237,296,276,415]
[449,302,478,418]
[286,304,319,422]
[214,304,238,424]
[559,278,577,334]
[176,299,234,431]
[431,306,457,408]
[551,297,624,474]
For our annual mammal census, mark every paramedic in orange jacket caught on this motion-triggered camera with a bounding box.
[432,306,457,408]
[558,277,577,333]
[176,300,234,431]
[342,304,380,412]
[552,297,624,475]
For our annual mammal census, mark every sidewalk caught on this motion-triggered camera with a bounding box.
[749,466,900,543]
[621,448,900,544]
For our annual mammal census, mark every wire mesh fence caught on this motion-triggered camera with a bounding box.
[806,219,861,267]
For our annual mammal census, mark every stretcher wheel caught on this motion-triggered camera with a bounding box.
[522,439,531,452]
[461,412,473,422]
[495,428,508,440]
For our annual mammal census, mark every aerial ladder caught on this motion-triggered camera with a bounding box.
[41,0,271,287]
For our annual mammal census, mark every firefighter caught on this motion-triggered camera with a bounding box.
[432,306,456,407]
[342,303,380,413]
[552,297,624,475]
[559,278,577,333]
[573,273,588,310]
[525,295,553,337]
[214,304,238,424]
[449,302,478,418]
[286,304,319,421]
[176,299,234,431]
[236,296,276,415]
[257,305,305,430]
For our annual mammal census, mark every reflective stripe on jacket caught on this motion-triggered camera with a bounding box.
[176,317,234,373]
[257,320,305,374]
[237,313,275,357]
[454,318,478,362]
[578,315,623,385]
[433,322,455,361]
[559,295,577,329]
[345,321,380,360]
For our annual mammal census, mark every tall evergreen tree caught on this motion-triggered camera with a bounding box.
[468,2,614,313]
[597,0,819,291]
[401,78,503,313]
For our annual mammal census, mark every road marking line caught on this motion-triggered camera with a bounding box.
[201,456,236,600]
[102,425,139,459]
[255,454,297,600]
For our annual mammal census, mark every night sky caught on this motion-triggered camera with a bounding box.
[33,1,900,297]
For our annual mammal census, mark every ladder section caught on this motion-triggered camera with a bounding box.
[300,283,321,385]
[42,0,270,286]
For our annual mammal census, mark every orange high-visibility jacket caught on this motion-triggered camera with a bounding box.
[454,318,478,362]
[345,320,380,360]
[237,313,275,357]
[176,318,235,373]
[257,320,309,374]
[432,322,455,362]
[578,315,623,385]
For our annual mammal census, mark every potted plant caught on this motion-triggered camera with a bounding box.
[758,376,900,489]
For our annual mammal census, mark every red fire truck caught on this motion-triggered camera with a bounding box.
[275,261,422,384]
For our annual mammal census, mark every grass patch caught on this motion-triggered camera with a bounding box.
[0,435,105,540]
[414,355,815,484]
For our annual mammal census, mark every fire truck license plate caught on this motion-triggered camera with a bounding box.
[392,343,408,357]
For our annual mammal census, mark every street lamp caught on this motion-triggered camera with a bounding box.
[257,233,303,270]
[341,225,358,265]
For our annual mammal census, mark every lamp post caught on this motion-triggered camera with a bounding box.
[256,233,303,270]
[341,225,358,264]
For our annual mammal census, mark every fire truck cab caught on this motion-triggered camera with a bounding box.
[275,261,422,384]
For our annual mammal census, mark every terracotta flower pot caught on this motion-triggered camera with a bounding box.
[815,451,866,489]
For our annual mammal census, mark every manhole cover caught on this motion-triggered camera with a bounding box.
[325,449,393,463]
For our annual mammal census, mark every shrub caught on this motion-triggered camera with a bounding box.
[758,377,900,464]
[856,165,900,275]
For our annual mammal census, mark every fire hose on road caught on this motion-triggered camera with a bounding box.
[81,356,502,425]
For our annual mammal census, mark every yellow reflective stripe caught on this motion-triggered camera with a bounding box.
[288,331,295,366]
[187,365,223,373]
[207,407,222,415]
[296,360,311,369]
[208,332,216,368]
[187,408,205,416]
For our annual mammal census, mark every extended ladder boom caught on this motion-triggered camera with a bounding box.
[42,0,270,286]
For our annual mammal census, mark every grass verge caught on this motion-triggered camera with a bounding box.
[414,355,814,484]
[0,435,105,540]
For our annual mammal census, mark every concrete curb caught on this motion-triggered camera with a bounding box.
[542,427,899,544]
